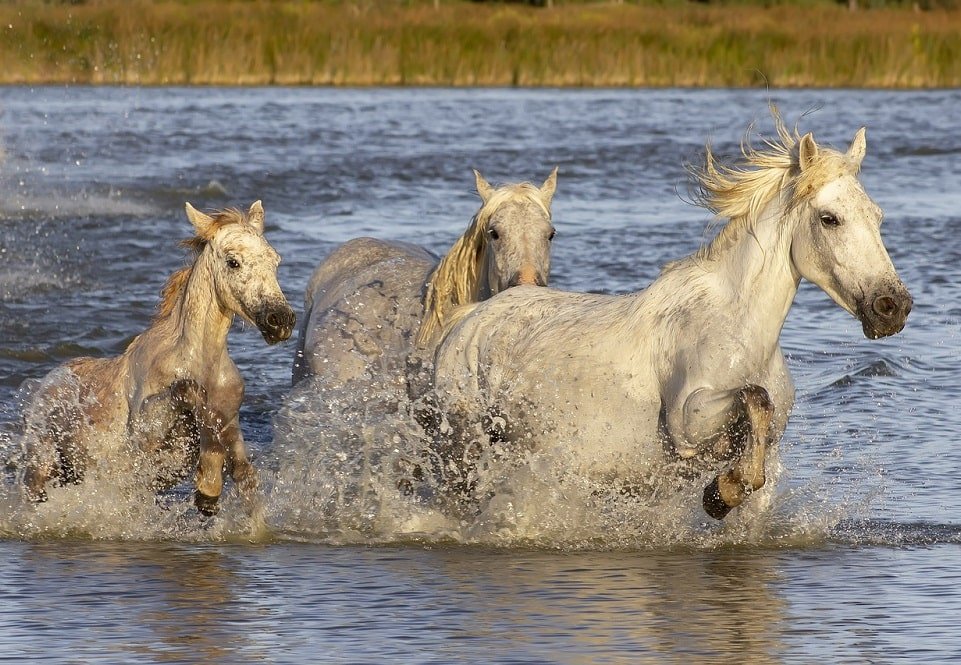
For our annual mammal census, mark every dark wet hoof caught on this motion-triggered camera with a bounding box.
[194,490,221,516]
[702,477,733,521]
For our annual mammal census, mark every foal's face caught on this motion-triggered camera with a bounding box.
[209,224,296,345]
[484,197,556,294]
[791,164,912,340]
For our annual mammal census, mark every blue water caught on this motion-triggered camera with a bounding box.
[1,86,960,662]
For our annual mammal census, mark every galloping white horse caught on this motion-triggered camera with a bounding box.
[22,201,296,514]
[291,169,558,394]
[432,113,912,519]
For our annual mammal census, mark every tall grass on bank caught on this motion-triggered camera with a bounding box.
[1,1,960,87]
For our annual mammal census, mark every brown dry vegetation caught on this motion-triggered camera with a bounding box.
[0,1,959,87]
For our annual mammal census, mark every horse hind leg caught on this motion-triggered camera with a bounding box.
[23,402,87,502]
[702,385,773,520]
[23,434,58,503]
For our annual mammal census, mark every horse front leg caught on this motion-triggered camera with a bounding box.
[702,385,774,520]
[192,412,259,516]
[194,416,227,516]
[134,379,209,490]
[221,416,259,512]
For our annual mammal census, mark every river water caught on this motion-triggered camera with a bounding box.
[0,86,959,662]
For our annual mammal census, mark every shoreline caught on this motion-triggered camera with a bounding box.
[2,1,960,88]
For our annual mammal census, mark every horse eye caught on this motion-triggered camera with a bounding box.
[548,228,556,241]
[489,228,500,241]
[819,212,840,227]
[226,257,241,270]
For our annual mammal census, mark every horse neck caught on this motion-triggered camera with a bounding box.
[169,251,233,361]
[709,197,801,349]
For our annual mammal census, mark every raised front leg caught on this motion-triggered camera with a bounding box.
[135,379,207,490]
[702,385,774,520]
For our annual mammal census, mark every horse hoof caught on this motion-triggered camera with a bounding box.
[194,490,220,516]
[702,477,733,520]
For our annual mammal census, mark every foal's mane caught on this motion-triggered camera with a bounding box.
[155,208,248,320]
[685,108,858,264]
[415,183,550,347]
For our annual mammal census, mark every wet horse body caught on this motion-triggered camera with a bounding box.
[433,115,912,519]
[292,170,559,396]
[292,238,436,390]
[22,201,296,513]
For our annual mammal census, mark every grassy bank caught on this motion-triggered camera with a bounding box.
[1,1,960,87]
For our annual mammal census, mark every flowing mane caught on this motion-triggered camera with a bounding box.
[684,109,860,265]
[155,208,248,320]
[415,183,551,346]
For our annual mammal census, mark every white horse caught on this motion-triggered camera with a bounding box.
[291,169,558,395]
[432,113,912,520]
[21,201,296,514]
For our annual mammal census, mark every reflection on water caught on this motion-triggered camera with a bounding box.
[4,541,958,663]
[420,549,789,663]
[0,542,267,663]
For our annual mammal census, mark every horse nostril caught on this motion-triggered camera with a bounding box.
[872,295,898,319]
[511,266,539,287]
[266,313,281,329]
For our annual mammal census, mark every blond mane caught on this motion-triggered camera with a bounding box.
[155,208,248,320]
[415,183,550,347]
[684,108,859,265]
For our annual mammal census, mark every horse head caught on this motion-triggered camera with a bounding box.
[788,129,912,339]
[185,200,296,344]
[416,169,559,348]
[473,168,557,297]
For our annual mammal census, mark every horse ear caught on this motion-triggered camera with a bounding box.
[185,202,215,237]
[847,127,867,167]
[247,200,265,234]
[473,169,494,205]
[798,132,819,172]
[539,166,558,207]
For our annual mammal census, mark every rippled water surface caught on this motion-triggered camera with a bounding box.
[1,87,960,662]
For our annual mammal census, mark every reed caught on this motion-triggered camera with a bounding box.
[1,1,959,87]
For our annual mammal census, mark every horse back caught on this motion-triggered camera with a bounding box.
[294,238,437,385]
[303,237,435,313]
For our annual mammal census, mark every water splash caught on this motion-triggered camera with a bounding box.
[0,376,267,543]
[0,358,928,551]
[256,369,892,551]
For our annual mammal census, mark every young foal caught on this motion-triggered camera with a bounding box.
[22,201,296,514]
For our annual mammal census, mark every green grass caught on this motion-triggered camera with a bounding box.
[1,0,960,87]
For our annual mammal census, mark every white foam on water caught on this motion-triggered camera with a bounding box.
[0,361,886,550]
[0,377,268,544]
[259,372,878,551]
[0,189,156,220]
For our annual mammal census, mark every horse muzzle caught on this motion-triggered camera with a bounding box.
[858,285,912,339]
[507,265,547,288]
[254,303,296,344]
